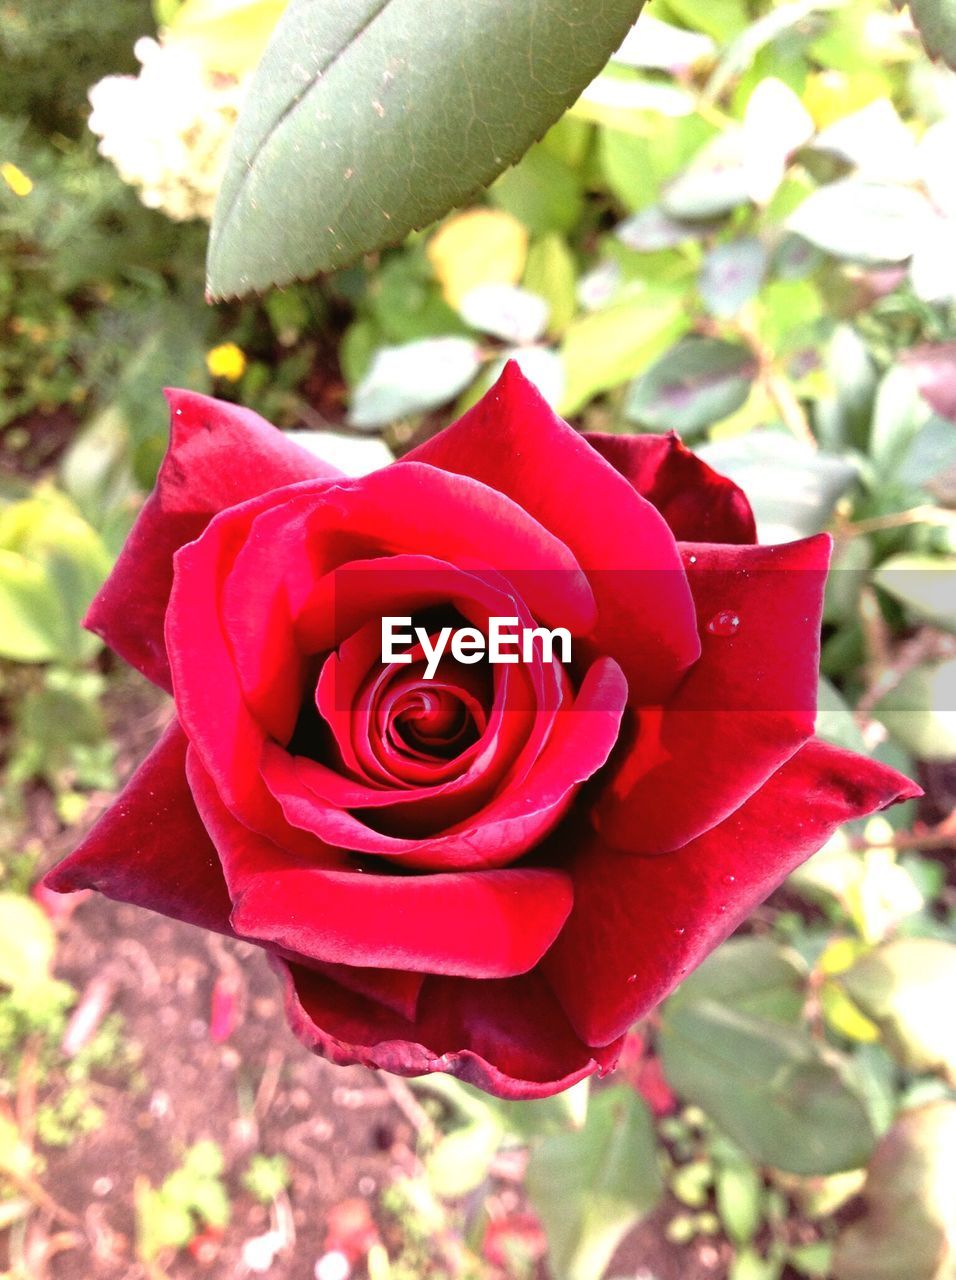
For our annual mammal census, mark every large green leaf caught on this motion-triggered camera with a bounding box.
[207,0,645,298]
[659,1001,876,1175]
[666,937,808,1024]
[526,1086,662,1280]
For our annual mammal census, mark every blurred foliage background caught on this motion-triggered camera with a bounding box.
[1,0,956,1277]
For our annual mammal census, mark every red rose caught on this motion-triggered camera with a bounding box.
[45,363,917,1099]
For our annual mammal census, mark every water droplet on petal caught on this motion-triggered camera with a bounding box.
[673,926,686,937]
[687,554,697,565]
[721,873,736,886]
[627,973,637,984]
[707,610,740,637]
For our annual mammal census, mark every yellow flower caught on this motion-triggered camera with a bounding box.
[1,162,33,197]
[205,342,247,381]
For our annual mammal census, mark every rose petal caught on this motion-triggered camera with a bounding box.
[87,392,337,690]
[187,748,574,979]
[406,362,701,704]
[546,739,921,1046]
[307,962,425,1023]
[42,721,234,933]
[585,431,757,544]
[596,535,831,854]
[262,657,628,870]
[169,472,591,853]
[43,725,427,1024]
[274,959,622,1101]
[166,487,321,856]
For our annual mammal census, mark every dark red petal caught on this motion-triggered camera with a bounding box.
[42,721,234,934]
[307,962,425,1023]
[85,497,205,694]
[187,749,574,979]
[86,392,338,690]
[596,535,831,854]
[166,487,323,856]
[158,390,340,513]
[405,362,700,704]
[43,725,428,1025]
[546,739,921,1046]
[585,431,757,545]
[274,960,623,1101]
[262,657,627,871]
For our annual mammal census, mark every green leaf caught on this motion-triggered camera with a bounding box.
[823,535,873,626]
[662,132,753,220]
[0,893,57,993]
[617,205,716,251]
[699,239,768,318]
[788,181,933,265]
[427,1118,503,1199]
[815,325,878,454]
[526,1086,662,1280]
[289,431,393,477]
[870,366,928,478]
[490,142,584,236]
[523,235,578,337]
[833,1102,956,1280]
[874,659,956,760]
[668,938,808,1024]
[812,99,918,182]
[909,0,956,70]
[164,0,287,75]
[899,416,956,491]
[698,431,857,542]
[184,1140,225,1180]
[0,549,65,663]
[902,341,956,424]
[840,940,956,1079]
[349,337,483,428]
[624,336,756,435]
[459,284,549,344]
[207,0,646,298]
[659,1000,876,1175]
[788,1241,834,1278]
[716,1159,764,1245]
[816,676,867,754]
[703,0,834,102]
[599,116,714,211]
[664,0,749,44]
[559,290,686,415]
[729,1248,785,1280]
[874,553,956,632]
[0,1114,36,1183]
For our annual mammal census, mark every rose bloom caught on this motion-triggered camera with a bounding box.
[46,364,917,1099]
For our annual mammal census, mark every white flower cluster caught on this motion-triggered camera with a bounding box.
[88,37,242,222]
